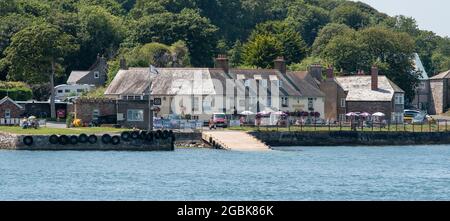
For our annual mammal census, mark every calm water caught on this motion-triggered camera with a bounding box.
[1,146,450,200]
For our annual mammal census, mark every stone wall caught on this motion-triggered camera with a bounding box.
[74,98,116,123]
[0,132,174,151]
[430,79,445,114]
[250,131,450,147]
[347,101,393,119]
[0,100,23,118]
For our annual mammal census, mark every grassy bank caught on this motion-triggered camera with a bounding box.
[0,126,127,135]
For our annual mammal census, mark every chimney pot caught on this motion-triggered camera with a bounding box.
[215,54,229,73]
[274,56,286,74]
[120,57,128,70]
[309,64,323,81]
[371,66,378,90]
[326,66,334,80]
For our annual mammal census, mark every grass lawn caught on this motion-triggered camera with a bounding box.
[227,124,447,133]
[0,126,128,135]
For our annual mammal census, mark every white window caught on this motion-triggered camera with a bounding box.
[395,94,404,105]
[94,71,100,79]
[340,98,346,108]
[244,79,250,87]
[308,98,314,110]
[57,90,63,94]
[279,80,283,88]
[5,109,11,119]
[127,109,144,122]
[65,89,71,93]
[92,109,100,120]
[267,96,272,107]
[282,97,289,107]
[261,79,268,87]
[193,97,200,111]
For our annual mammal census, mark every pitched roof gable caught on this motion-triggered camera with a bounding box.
[0,96,23,109]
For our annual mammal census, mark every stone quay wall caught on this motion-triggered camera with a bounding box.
[0,132,174,151]
[249,131,450,147]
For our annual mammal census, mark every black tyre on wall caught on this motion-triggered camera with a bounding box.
[23,136,33,146]
[88,135,97,144]
[162,130,170,140]
[131,131,140,140]
[156,130,163,139]
[69,135,78,145]
[111,136,121,145]
[121,131,131,141]
[49,135,59,145]
[78,134,88,143]
[59,135,69,145]
[146,132,154,142]
[102,134,112,144]
[140,131,148,140]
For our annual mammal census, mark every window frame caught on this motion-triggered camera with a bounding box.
[127,109,144,122]
[94,71,100,79]
[5,109,11,119]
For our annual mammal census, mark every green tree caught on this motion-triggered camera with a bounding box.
[250,21,307,64]
[243,34,283,68]
[331,3,370,30]
[1,23,78,118]
[132,9,218,67]
[286,1,330,45]
[312,23,352,55]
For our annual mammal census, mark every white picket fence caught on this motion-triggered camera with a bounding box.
[0,118,46,127]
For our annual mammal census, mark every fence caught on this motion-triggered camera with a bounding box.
[234,119,450,133]
[0,118,47,127]
[153,119,205,131]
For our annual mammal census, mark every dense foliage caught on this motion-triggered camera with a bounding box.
[0,81,32,100]
[0,0,449,100]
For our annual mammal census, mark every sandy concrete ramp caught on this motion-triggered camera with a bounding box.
[202,131,271,151]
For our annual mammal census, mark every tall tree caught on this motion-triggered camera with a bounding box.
[1,23,78,118]
[242,34,283,68]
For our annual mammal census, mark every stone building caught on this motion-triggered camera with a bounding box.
[410,53,431,112]
[0,96,24,119]
[312,66,405,123]
[99,56,325,129]
[74,98,151,129]
[67,55,108,87]
[429,70,450,114]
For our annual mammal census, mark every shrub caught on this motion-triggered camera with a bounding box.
[0,81,32,100]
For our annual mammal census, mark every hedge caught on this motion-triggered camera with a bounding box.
[0,88,33,101]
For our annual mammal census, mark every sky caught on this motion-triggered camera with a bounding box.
[352,0,450,37]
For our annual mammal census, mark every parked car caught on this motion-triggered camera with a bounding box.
[212,113,228,128]
[404,110,421,123]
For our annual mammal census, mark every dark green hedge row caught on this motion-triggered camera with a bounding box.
[0,88,32,101]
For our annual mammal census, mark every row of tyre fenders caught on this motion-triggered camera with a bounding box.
[21,130,175,146]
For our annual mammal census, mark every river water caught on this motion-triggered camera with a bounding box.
[1,146,450,200]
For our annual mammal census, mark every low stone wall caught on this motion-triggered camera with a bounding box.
[249,131,450,147]
[0,132,174,151]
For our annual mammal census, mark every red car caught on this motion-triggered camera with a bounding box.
[212,113,228,128]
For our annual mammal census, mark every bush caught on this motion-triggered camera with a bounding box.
[0,88,32,100]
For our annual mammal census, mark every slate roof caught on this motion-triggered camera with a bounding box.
[335,76,404,102]
[0,96,23,109]
[430,70,450,80]
[413,53,429,80]
[286,71,325,97]
[105,68,153,96]
[67,71,90,84]
[151,68,215,95]
[106,67,326,98]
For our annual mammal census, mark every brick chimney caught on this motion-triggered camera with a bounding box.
[309,64,323,81]
[120,57,128,70]
[274,56,286,74]
[371,66,378,90]
[215,54,229,73]
[326,65,334,80]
